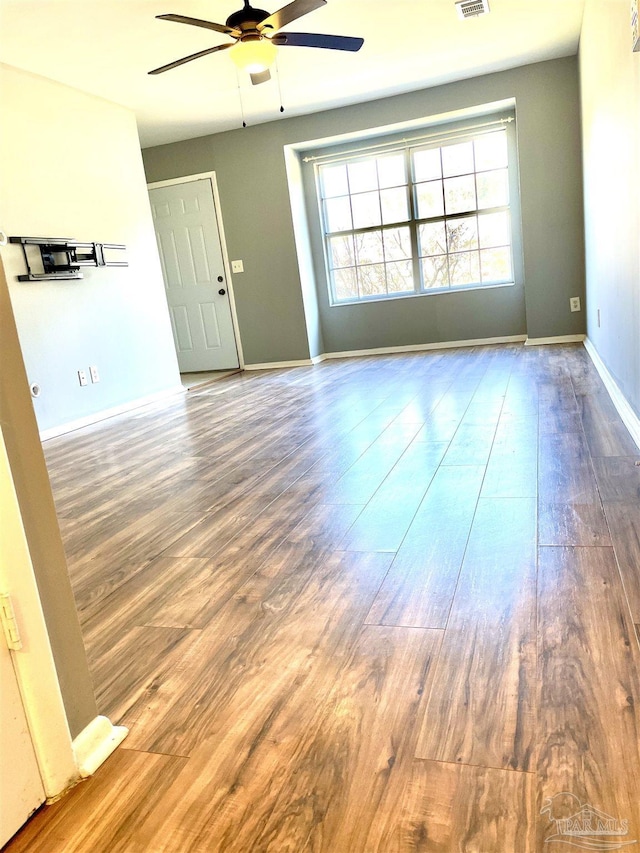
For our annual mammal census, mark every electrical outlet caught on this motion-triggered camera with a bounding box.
[78,370,88,387]
[570,297,581,312]
[89,365,100,383]
[231,259,244,274]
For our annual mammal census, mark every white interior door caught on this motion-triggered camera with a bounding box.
[149,179,239,372]
[0,625,45,846]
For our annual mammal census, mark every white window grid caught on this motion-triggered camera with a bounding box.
[317,128,514,305]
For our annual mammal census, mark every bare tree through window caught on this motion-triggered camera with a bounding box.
[318,126,514,303]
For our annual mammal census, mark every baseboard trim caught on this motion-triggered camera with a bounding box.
[584,337,640,451]
[524,334,586,347]
[40,385,185,441]
[243,359,314,370]
[71,715,128,780]
[245,336,531,369]
[319,335,528,361]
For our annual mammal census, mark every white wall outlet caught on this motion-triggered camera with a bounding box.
[570,296,581,312]
[78,370,88,386]
[231,259,244,274]
[89,365,100,383]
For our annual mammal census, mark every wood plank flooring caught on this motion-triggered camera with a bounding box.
[6,342,640,853]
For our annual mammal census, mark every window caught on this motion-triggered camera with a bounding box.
[317,127,514,305]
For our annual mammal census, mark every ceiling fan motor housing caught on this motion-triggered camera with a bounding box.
[226,4,271,32]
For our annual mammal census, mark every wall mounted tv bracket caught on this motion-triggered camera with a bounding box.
[10,236,127,281]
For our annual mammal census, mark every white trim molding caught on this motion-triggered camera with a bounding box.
[72,716,128,780]
[524,334,585,346]
[40,385,185,441]
[584,337,640,451]
[246,336,530,370]
[319,335,527,361]
[1,432,128,806]
[147,172,221,188]
[0,432,78,800]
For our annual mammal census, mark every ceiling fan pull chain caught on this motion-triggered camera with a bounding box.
[275,56,285,114]
[235,67,248,127]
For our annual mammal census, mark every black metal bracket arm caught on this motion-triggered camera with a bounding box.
[9,236,127,281]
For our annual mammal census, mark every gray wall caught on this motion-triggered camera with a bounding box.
[579,0,640,415]
[0,257,97,738]
[296,109,526,355]
[0,64,181,435]
[143,56,585,362]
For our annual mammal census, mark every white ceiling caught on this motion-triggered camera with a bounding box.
[0,0,586,148]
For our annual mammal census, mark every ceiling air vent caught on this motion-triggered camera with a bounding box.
[455,0,490,19]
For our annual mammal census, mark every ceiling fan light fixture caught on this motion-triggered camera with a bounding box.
[230,35,277,73]
[150,2,363,79]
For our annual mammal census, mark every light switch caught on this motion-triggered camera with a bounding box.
[231,260,244,274]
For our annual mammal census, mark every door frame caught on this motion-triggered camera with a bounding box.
[0,431,78,802]
[147,172,245,370]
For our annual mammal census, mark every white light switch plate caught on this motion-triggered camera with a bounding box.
[231,260,244,274]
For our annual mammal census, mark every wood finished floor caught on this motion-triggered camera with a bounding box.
[6,343,640,853]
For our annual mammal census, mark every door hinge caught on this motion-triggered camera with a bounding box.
[0,593,23,650]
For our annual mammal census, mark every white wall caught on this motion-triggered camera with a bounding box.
[0,64,181,433]
[579,0,640,413]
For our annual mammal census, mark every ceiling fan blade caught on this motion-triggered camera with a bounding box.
[250,69,272,85]
[148,42,234,75]
[257,0,326,33]
[271,32,364,51]
[156,13,241,38]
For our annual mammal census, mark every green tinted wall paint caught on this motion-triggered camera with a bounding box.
[143,57,585,363]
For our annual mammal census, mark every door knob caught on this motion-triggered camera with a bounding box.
[218,288,226,295]
[217,275,224,282]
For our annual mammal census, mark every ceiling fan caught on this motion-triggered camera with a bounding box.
[149,0,364,85]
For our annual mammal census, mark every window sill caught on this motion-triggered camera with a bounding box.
[329,280,516,308]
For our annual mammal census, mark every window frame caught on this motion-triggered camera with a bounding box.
[315,123,517,307]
